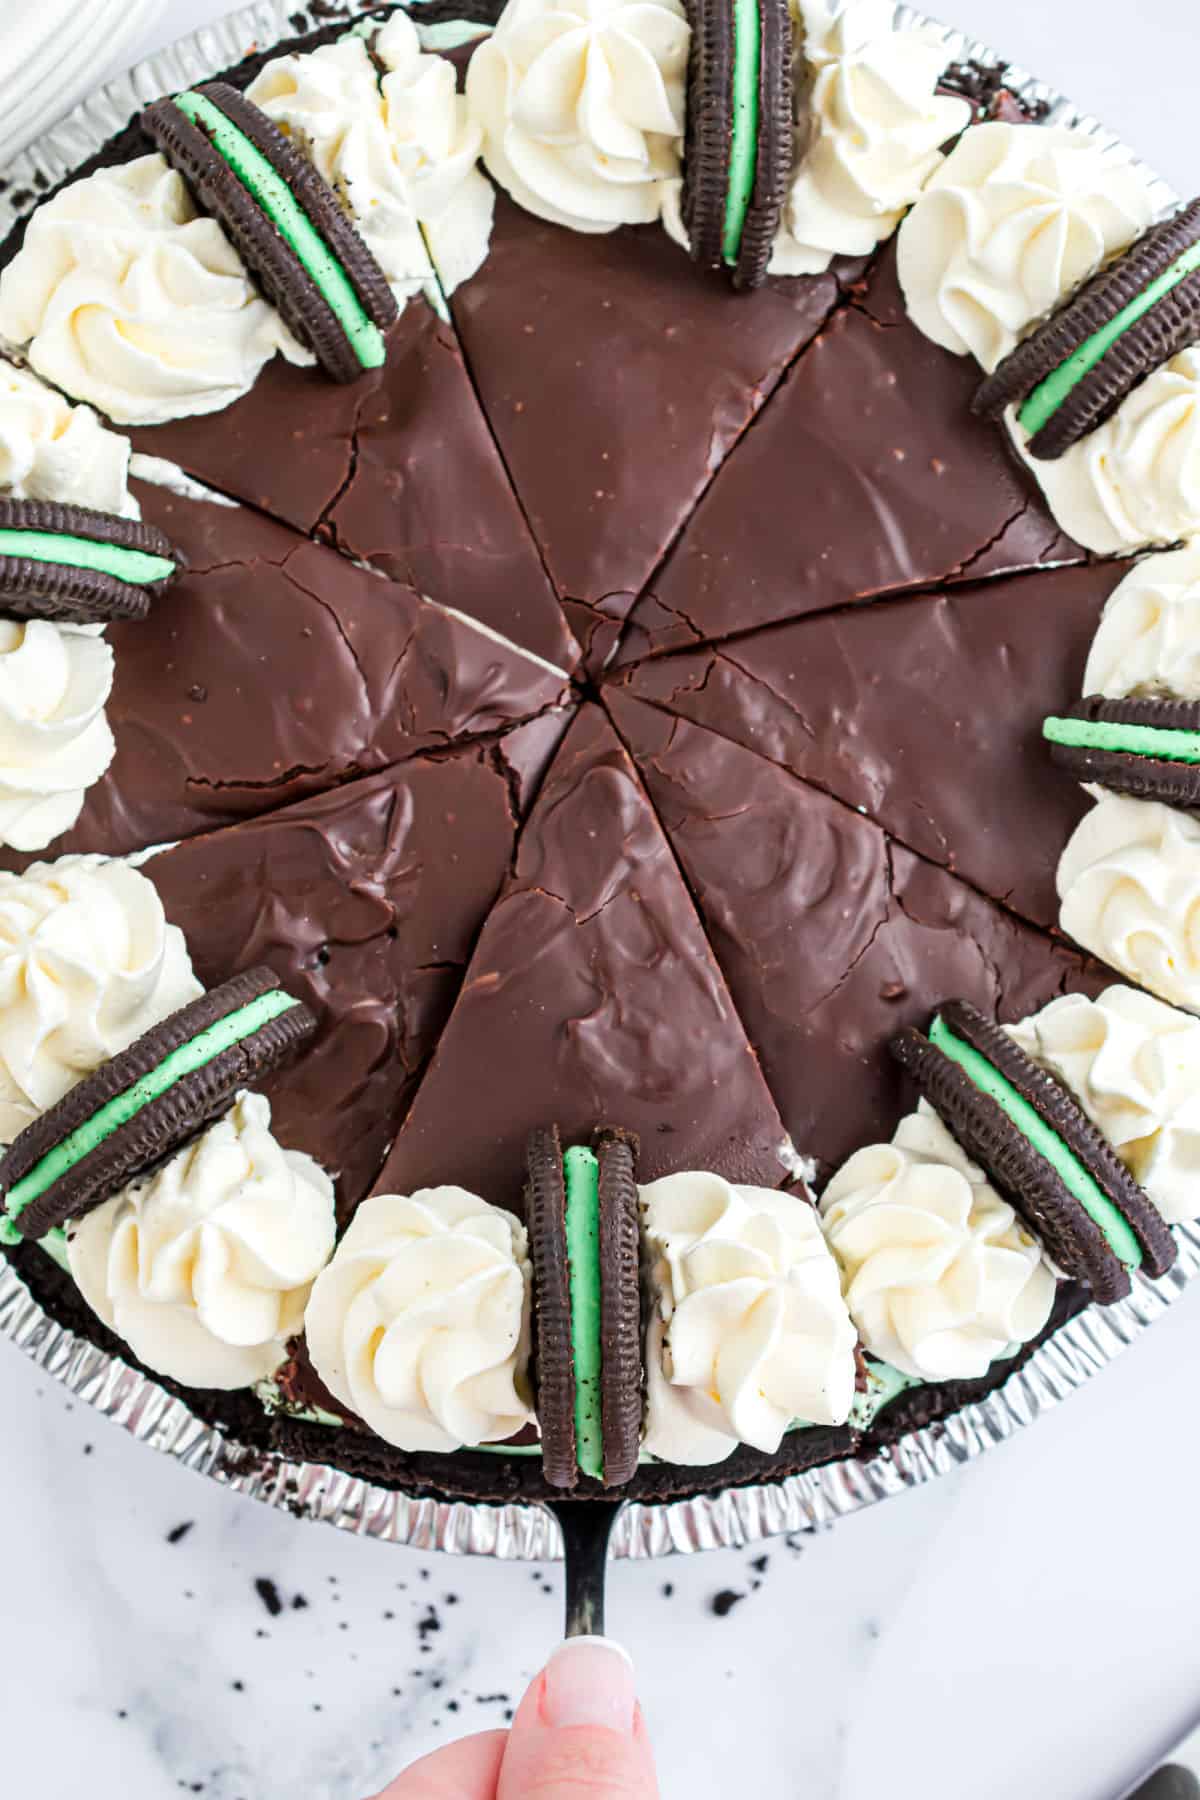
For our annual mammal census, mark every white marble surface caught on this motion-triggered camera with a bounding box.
[4,1,1200,1796]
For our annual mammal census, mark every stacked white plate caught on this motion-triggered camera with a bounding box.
[0,0,167,170]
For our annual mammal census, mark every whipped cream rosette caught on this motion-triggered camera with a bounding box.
[769,0,970,277]
[820,1109,1056,1382]
[305,1187,535,1453]
[0,154,311,425]
[68,1091,335,1389]
[467,0,689,233]
[661,0,967,287]
[1016,350,1200,555]
[0,369,180,853]
[897,121,1157,372]
[0,619,115,853]
[248,13,495,303]
[1057,796,1200,1014]
[640,1171,858,1465]
[1011,988,1200,1228]
[899,124,1200,554]
[0,855,201,1145]
[1041,544,1200,806]
[1084,544,1200,701]
[0,362,136,518]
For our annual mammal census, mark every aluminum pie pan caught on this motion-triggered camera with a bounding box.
[0,0,1185,1561]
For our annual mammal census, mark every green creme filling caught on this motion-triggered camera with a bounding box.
[1044,713,1200,765]
[0,990,301,1243]
[929,1015,1142,1272]
[1019,237,1200,437]
[0,529,176,586]
[175,91,386,371]
[722,0,762,268]
[563,1143,604,1482]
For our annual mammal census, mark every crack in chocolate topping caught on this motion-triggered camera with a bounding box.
[607,691,1108,1177]
[614,245,1082,668]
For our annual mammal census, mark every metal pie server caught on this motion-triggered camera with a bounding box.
[549,1500,624,1638]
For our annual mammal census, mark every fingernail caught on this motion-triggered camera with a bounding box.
[540,1637,637,1735]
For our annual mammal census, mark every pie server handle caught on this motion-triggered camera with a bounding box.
[548,1499,623,1640]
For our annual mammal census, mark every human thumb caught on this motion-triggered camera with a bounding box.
[497,1638,659,1800]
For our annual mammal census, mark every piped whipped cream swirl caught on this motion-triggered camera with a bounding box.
[1016,351,1200,554]
[1011,987,1200,1227]
[769,0,970,277]
[69,1093,336,1390]
[0,621,116,854]
[0,155,310,426]
[466,0,689,234]
[1058,795,1200,1013]
[248,13,494,301]
[0,853,200,1144]
[1084,544,1200,700]
[821,1110,1056,1382]
[304,1187,535,1452]
[0,361,136,516]
[897,122,1158,371]
[641,1171,858,1466]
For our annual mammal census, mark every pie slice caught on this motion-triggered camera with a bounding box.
[607,691,1107,1178]
[443,191,856,670]
[616,245,1083,666]
[139,711,569,1216]
[609,561,1132,932]
[127,298,577,669]
[372,704,794,1209]
[1,475,570,867]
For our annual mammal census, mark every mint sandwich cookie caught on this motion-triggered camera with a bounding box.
[682,0,794,289]
[891,1001,1176,1305]
[0,968,316,1244]
[525,1125,643,1489]
[975,197,1200,459]
[142,82,397,383]
[0,499,179,624]
[1045,695,1200,806]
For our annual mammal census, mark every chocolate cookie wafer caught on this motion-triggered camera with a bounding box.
[0,968,316,1244]
[0,499,178,624]
[142,82,397,382]
[975,197,1200,459]
[1045,695,1200,805]
[892,1000,1175,1305]
[683,0,794,289]
[595,1126,644,1487]
[525,1124,577,1488]
[525,1124,645,1488]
